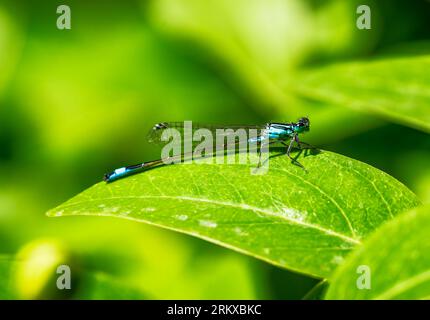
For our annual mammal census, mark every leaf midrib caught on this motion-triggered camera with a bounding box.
[50,194,361,245]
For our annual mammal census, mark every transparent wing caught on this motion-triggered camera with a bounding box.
[147,122,266,147]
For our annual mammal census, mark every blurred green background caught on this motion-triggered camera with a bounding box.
[0,0,429,299]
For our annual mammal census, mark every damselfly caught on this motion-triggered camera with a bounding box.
[104,117,311,182]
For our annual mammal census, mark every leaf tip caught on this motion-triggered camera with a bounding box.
[45,208,64,218]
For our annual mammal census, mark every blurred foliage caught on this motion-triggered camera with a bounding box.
[0,0,429,299]
[294,53,430,132]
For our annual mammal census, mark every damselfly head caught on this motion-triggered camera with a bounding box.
[296,117,310,133]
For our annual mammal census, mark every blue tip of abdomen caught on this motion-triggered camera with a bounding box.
[103,167,128,182]
[104,164,146,183]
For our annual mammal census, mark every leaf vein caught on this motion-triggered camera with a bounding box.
[54,195,361,245]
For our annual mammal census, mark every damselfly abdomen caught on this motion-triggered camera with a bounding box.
[104,117,310,182]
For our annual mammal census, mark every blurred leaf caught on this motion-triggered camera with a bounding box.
[76,272,147,299]
[0,254,147,300]
[147,0,313,112]
[0,4,23,97]
[0,257,16,299]
[13,239,76,299]
[11,3,259,162]
[170,253,258,299]
[47,150,419,278]
[264,264,319,299]
[146,0,388,144]
[325,205,430,299]
[294,54,430,133]
[302,279,328,300]
[147,0,372,113]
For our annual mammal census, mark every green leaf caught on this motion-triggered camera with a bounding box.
[47,150,419,278]
[325,205,430,299]
[294,55,430,133]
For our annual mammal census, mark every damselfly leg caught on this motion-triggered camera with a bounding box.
[281,135,307,170]
[257,141,276,168]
